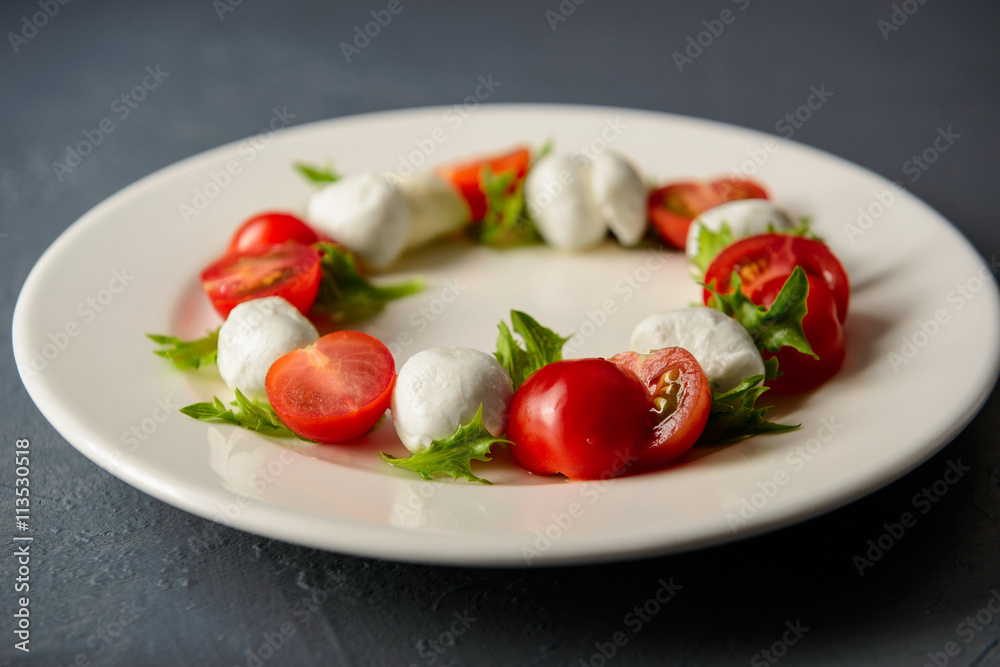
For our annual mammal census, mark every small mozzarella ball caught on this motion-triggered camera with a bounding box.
[217,297,319,394]
[524,154,606,250]
[685,199,794,268]
[589,151,647,246]
[631,307,764,392]
[392,348,514,454]
[307,172,410,270]
[394,172,469,249]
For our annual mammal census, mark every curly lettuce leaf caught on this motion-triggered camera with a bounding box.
[147,329,219,369]
[312,242,423,322]
[704,266,816,358]
[379,405,509,484]
[691,221,735,277]
[701,360,799,444]
[495,310,571,389]
[180,390,299,438]
[294,162,341,186]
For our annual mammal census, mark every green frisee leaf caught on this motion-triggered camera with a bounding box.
[311,242,423,322]
[180,389,299,438]
[475,165,542,247]
[147,329,219,369]
[379,405,510,484]
[691,221,736,277]
[294,162,341,186]
[705,266,816,358]
[701,373,800,444]
[494,310,571,389]
[473,142,553,247]
[780,217,823,241]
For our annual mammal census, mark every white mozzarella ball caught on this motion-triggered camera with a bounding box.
[307,171,410,270]
[394,171,469,249]
[685,199,793,268]
[630,307,764,392]
[391,348,514,454]
[216,297,319,395]
[589,151,647,246]
[524,154,606,250]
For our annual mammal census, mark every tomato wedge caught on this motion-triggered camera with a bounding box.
[436,146,531,222]
[200,243,322,319]
[648,177,769,249]
[749,273,846,394]
[611,347,712,470]
[507,358,649,480]
[227,212,323,254]
[703,234,850,323]
[265,331,396,443]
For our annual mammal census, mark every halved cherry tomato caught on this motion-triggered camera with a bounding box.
[436,147,531,222]
[507,358,649,480]
[749,273,846,394]
[200,243,322,319]
[610,347,712,470]
[648,178,769,249]
[265,331,395,443]
[703,234,850,323]
[227,212,323,254]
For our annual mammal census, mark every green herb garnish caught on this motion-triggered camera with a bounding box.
[380,405,510,484]
[147,329,219,369]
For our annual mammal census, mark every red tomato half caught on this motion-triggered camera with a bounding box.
[436,147,531,222]
[750,273,846,394]
[200,244,322,319]
[227,212,323,254]
[265,331,396,443]
[610,347,712,470]
[703,234,850,323]
[507,359,649,480]
[648,178,769,249]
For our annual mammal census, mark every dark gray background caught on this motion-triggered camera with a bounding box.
[2,1,999,665]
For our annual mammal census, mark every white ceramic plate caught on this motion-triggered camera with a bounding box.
[13,105,1000,566]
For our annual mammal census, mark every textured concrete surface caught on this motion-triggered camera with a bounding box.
[1,1,998,665]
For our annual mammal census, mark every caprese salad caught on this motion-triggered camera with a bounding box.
[149,143,850,483]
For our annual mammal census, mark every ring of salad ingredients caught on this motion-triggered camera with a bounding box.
[148,143,850,484]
